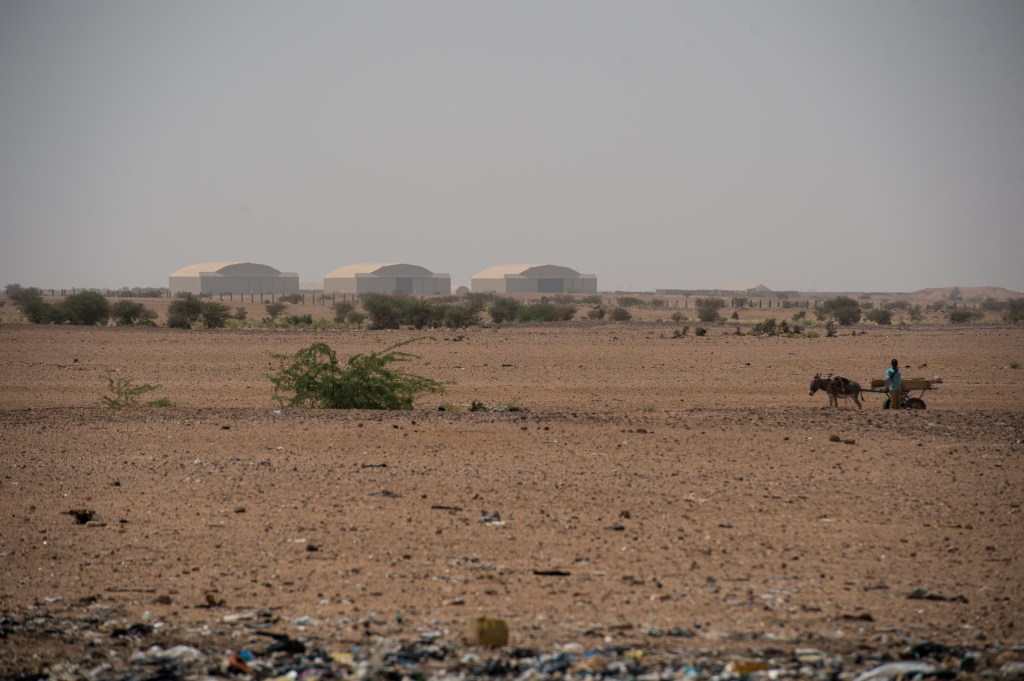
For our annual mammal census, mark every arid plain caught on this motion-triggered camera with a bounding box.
[1,313,1022,673]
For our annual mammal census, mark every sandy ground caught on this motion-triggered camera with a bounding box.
[1,322,1022,673]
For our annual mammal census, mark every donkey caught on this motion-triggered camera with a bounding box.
[809,373,863,409]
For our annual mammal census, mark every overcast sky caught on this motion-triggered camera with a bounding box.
[1,1,1022,293]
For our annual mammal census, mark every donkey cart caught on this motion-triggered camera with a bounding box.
[867,377,939,409]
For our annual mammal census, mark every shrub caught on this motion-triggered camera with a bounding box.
[167,294,229,329]
[100,372,167,408]
[111,300,157,327]
[268,339,445,409]
[670,311,688,322]
[752,318,778,336]
[167,293,203,328]
[518,302,576,322]
[909,305,923,322]
[825,320,837,337]
[278,293,303,304]
[696,297,725,323]
[234,307,248,321]
[488,297,522,324]
[821,296,862,325]
[608,307,631,322]
[587,306,606,320]
[792,310,806,321]
[54,290,111,326]
[949,309,982,324]
[672,326,689,338]
[333,302,354,322]
[865,309,893,325]
[579,295,602,305]
[346,310,367,327]
[284,314,314,326]
[1004,299,1024,323]
[694,327,707,336]
[266,301,288,320]
[362,292,409,329]
[199,301,230,328]
[617,296,644,308]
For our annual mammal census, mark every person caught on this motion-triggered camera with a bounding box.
[885,358,902,409]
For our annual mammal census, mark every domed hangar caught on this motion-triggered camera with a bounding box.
[323,263,451,296]
[169,262,299,296]
[470,264,597,294]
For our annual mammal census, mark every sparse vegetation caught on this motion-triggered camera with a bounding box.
[333,302,354,322]
[278,293,303,304]
[101,372,172,408]
[948,309,983,324]
[268,339,445,410]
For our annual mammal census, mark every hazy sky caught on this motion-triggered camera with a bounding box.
[2,1,1022,292]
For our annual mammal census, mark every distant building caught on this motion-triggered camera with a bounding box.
[323,263,451,296]
[169,262,299,295]
[471,264,597,294]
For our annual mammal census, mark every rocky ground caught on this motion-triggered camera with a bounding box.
[1,322,1022,679]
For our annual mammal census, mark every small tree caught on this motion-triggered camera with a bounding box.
[266,301,288,320]
[5,285,54,323]
[333,301,354,322]
[111,300,158,326]
[269,339,445,409]
[865,309,893,325]
[199,301,230,328]
[1004,299,1024,323]
[608,306,631,322]
[167,293,203,328]
[55,290,111,326]
[821,296,862,326]
[696,297,725,323]
[488,297,522,324]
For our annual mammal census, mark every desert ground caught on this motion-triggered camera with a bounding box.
[1,317,1022,677]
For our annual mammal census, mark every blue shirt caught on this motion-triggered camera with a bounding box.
[886,367,902,390]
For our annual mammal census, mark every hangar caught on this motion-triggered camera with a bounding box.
[471,264,597,294]
[323,263,451,296]
[168,262,299,296]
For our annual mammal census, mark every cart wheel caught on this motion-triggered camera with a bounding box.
[882,398,891,410]
[906,397,926,409]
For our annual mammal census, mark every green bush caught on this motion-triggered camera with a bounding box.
[949,309,982,324]
[278,293,303,304]
[284,314,314,326]
[587,306,606,320]
[752,318,778,336]
[269,339,445,409]
[608,307,631,322]
[54,290,111,326]
[6,285,54,323]
[821,296,862,325]
[346,310,367,327]
[100,372,170,408]
[362,293,409,329]
[865,309,893,325]
[111,300,158,327]
[333,301,354,322]
[167,293,230,329]
[1004,299,1024,323]
[266,301,288,320]
[696,297,725,323]
[487,297,522,324]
